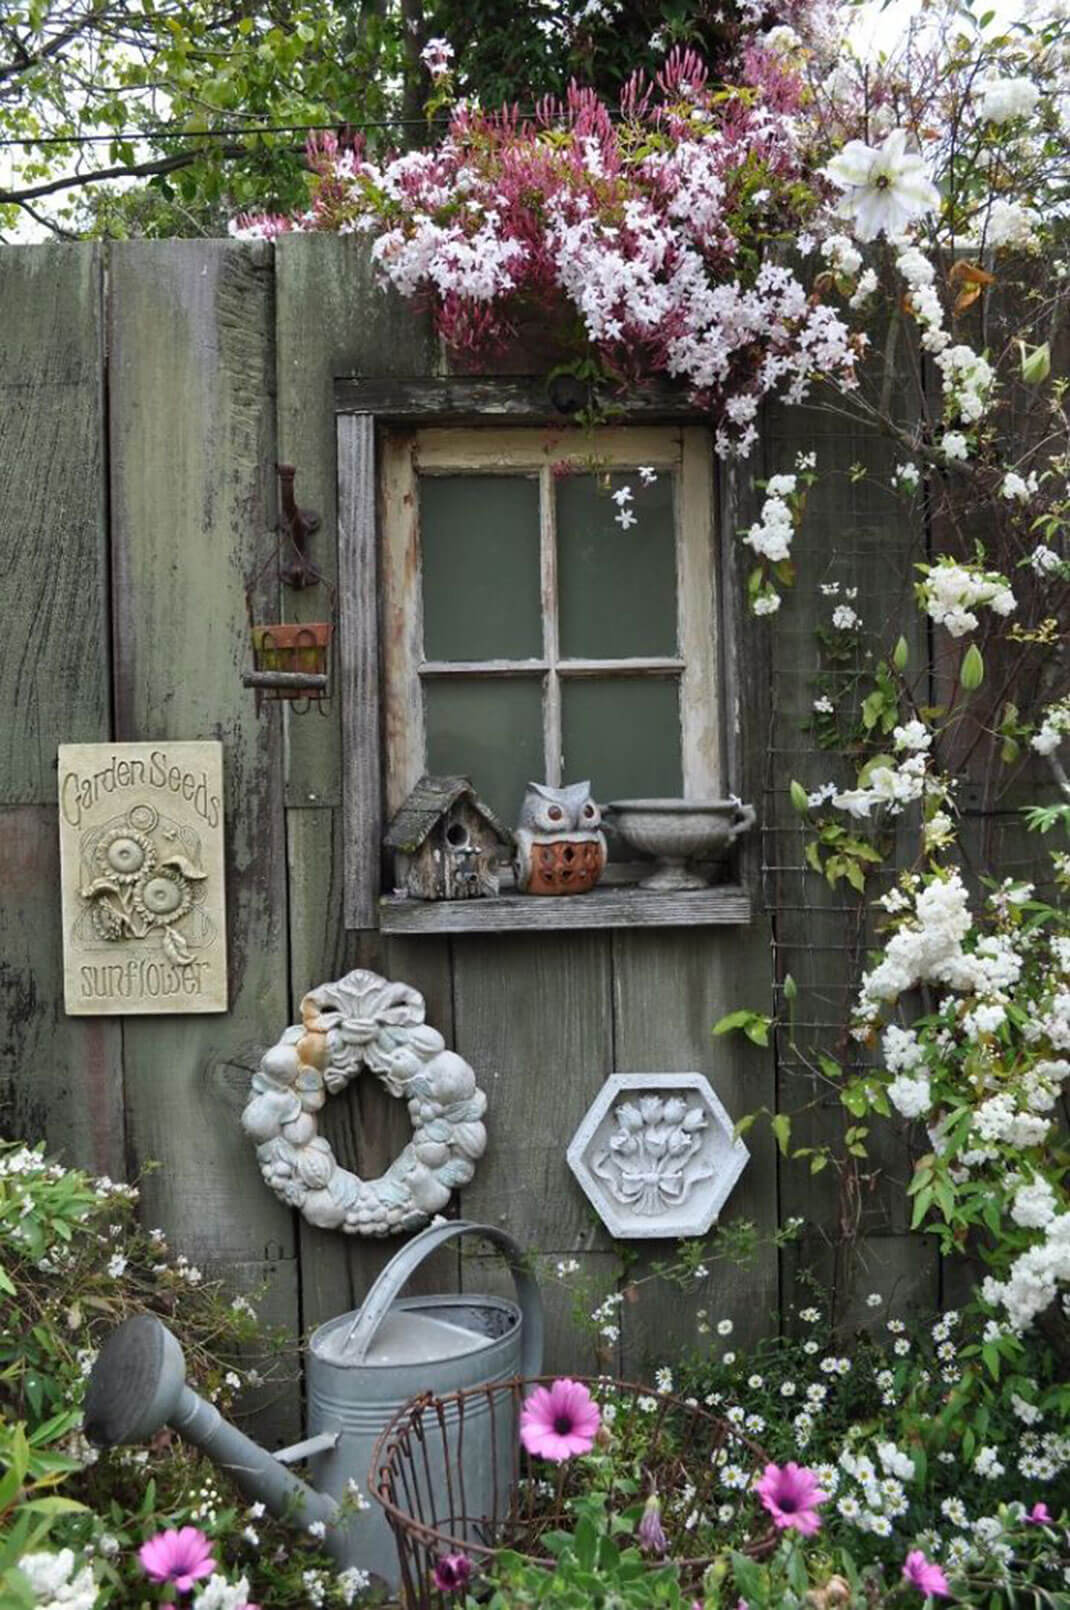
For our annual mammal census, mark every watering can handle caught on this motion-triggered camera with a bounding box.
[340,1219,544,1379]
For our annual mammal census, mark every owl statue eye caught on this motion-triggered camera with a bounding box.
[583,803,595,818]
[548,805,564,821]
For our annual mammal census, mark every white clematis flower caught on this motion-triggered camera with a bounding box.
[822,130,940,242]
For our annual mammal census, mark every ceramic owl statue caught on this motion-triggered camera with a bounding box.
[514,781,607,896]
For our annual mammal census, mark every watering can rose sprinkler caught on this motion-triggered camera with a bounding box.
[85,970,543,1589]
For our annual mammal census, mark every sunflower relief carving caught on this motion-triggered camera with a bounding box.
[58,742,227,1015]
[80,809,209,968]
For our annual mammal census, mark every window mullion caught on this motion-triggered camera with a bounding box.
[540,464,562,786]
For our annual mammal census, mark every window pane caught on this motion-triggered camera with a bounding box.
[424,676,545,826]
[420,475,542,661]
[557,471,677,659]
[561,677,682,803]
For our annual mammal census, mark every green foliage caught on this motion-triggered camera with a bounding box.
[0,0,752,237]
[0,1140,362,1609]
[713,1009,773,1046]
[477,1496,692,1609]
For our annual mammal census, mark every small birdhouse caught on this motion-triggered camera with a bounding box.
[384,777,515,901]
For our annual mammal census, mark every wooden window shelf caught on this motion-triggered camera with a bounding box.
[378,882,751,934]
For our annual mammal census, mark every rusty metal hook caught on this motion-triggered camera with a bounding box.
[276,464,322,590]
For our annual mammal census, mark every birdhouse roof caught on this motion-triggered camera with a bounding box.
[383,775,515,853]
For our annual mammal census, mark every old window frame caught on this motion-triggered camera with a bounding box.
[380,425,721,822]
[334,379,750,935]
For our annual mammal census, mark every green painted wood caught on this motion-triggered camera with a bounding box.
[0,246,110,806]
[274,235,436,813]
[611,925,779,1377]
[0,806,124,1175]
[452,933,615,1254]
[108,239,299,1443]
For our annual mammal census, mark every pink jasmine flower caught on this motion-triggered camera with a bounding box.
[637,1494,668,1556]
[432,1553,472,1592]
[902,1550,950,1598]
[1026,1502,1052,1525]
[138,1527,216,1593]
[520,1378,600,1461]
[755,1462,827,1535]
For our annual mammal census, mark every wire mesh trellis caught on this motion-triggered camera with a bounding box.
[369,1376,773,1607]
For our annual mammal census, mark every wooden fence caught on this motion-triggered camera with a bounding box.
[1,238,1040,1442]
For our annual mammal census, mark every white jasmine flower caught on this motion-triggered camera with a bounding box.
[420,37,454,80]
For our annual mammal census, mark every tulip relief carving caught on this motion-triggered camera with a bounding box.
[566,1073,748,1240]
[592,1094,714,1217]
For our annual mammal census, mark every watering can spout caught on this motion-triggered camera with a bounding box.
[85,1315,341,1542]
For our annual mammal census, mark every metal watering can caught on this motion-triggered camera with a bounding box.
[85,1220,543,1588]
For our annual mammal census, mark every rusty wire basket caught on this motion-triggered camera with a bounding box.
[369,1376,772,1607]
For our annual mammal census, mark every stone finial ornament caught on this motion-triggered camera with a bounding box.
[241,969,487,1235]
[566,1073,748,1239]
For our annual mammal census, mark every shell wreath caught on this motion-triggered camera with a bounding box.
[241,969,487,1234]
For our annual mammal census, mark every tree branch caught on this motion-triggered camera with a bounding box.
[0,141,294,203]
[15,196,79,238]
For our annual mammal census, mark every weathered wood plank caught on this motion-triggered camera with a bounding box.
[452,933,615,1248]
[782,1231,940,1333]
[0,806,124,1174]
[206,1253,301,1450]
[0,245,109,804]
[462,1250,622,1378]
[380,885,751,933]
[108,240,299,1439]
[611,924,778,1377]
[338,414,381,928]
[286,804,459,1329]
[335,375,705,423]
[274,235,437,813]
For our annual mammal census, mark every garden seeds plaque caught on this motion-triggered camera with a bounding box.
[58,743,227,1015]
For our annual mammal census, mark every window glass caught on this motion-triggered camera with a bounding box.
[420,474,542,662]
[561,677,682,803]
[557,471,677,660]
[424,676,545,825]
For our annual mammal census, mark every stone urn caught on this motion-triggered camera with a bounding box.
[605,799,757,891]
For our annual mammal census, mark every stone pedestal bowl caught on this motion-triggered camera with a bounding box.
[605,799,757,891]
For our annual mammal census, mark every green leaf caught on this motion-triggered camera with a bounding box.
[713,1010,753,1036]
[892,634,909,671]
[1018,339,1051,384]
[789,779,810,813]
[961,643,984,691]
[771,1112,791,1154]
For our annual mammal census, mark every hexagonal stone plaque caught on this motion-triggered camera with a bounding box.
[567,1073,749,1240]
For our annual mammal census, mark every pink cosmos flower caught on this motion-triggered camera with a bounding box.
[138,1527,216,1593]
[1026,1502,1052,1525]
[755,1462,827,1535]
[902,1550,950,1598]
[520,1378,600,1462]
[432,1553,472,1592]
